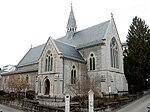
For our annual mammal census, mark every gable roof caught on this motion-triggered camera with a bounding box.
[54,40,85,62]
[16,19,111,67]
[57,20,110,48]
[17,39,85,68]
[17,44,45,67]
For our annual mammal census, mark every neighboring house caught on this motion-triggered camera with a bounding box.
[0,5,128,97]
[2,65,16,73]
[0,65,16,91]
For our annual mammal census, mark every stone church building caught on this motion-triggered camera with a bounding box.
[0,5,128,97]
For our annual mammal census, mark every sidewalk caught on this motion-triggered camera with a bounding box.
[112,89,150,112]
[0,104,24,112]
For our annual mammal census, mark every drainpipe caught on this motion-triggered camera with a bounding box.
[62,57,64,94]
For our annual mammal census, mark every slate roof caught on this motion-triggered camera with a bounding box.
[5,5,113,74]
[14,3,112,70]
[57,20,110,48]
[17,39,85,68]
[54,40,85,62]
[17,44,45,67]
[16,20,110,68]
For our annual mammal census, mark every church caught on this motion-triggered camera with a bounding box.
[0,4,128,97]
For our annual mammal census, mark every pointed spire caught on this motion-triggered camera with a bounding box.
[66,2,77,32]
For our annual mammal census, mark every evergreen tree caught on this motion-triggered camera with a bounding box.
[124,16,150,93]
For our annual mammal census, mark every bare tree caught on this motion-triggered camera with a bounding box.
[66,78,102,97]
[7,75,29,92]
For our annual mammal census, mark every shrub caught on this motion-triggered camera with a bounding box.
[26,90,35,100]
[9,92,17,100]
[71,95,81,102]
[17,92,25,99]
[0,90,6,96]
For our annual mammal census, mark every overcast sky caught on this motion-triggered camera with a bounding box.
[0,0,150,68]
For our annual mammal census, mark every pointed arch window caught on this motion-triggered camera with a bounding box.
[44,78,50,95]
[89,53,95,70]
[71,65,76,84]
[45,50,53,72]
[110,37,119,68]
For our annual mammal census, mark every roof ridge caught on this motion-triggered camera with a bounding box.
[76,20,110,33]
[54,39,76,48]
[32,43,45,48]
[57,20,110,41]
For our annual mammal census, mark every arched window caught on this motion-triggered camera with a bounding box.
[89,53,95,70]
[71,65,76,84]
[45,50,53,72]
[44,79,50,95]
[110,37,119,68]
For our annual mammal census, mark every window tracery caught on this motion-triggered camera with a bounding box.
[45,50,53,72]
[110,37,119,68]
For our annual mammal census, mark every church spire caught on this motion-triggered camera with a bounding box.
[66,2,77,38]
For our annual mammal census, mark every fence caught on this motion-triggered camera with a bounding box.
[0,98,64,112]
[0,92,145,112]
[38,96,65,107]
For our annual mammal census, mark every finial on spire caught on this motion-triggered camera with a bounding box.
[71,0,73,9]
[111,13,113,18]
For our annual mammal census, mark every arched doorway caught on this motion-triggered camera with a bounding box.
[44,79,50,95]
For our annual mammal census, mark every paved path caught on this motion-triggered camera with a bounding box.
[0,104,24,112]
[116,94,150,112]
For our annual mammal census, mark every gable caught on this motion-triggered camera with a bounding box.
[100,17,124,72]
[39,37,85,63]
[104,17,122,49]
[39,37,59,61]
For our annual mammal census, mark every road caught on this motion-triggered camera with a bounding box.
[116,94,150,112]
[0,104,24,112]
